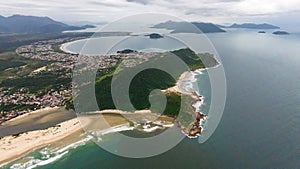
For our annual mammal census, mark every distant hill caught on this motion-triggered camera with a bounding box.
[152,21,226,33]
[81,25,97,29]
[258,31,266,34]
[224,23,280,29]
[145,33,164,39]
[0,15,95,33]
[273,31,289,35]
[215,24,227,28]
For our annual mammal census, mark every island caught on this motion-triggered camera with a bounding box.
[273,31,289,35]
[224,23,280,29]
[152,21,226,33]
[145,33,164,39]
[117,49,137,54]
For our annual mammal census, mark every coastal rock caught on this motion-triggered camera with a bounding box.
[188,112,205,137]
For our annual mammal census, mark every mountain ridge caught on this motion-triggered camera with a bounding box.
[152,21,226,33]
[223,23,280,29]
[0,15,94,33]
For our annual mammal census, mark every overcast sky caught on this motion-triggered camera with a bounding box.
[1,0,299,31]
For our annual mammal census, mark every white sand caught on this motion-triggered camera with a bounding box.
[162,71,191,95]
[0,118,83,164]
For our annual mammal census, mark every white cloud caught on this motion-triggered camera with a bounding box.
[232,0,300,15]
[0,0,299,25]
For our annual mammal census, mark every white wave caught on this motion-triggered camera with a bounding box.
[152,121,174,128]
[142,126,163,132]
[162,124,174,128]
[10,159,41,169]
[39,148,51,160]
[92,123,135,136]
[56,135,93,154]
[10,151,68,169]
[8,134,93,169]
[192,98,204,112]
[27,151,69,169]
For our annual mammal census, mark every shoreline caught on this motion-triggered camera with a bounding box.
[0,118,83,164]
[0,109,174,165]
[163,69,207,137]
[59,42,78,55]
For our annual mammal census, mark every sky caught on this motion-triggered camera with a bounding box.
[1,0,300,31]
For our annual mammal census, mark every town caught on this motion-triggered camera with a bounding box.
[0,37,159,124]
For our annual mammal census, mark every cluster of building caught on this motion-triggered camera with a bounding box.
[1,37,162,124]
[0,88,72,123]
[120,52,158,68]
[15,37,88,62]
[16,43,78,62]
[76,54,122,70]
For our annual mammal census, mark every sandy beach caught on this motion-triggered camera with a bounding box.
[162,71,190,95]
[59,42,78,54]
[0,118,83,164]
[0,108,174,165]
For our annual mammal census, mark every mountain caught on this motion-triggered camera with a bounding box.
[258,31,266,34]
[81,25,97,29]
[145,33,164,39]
[215,24,227,28]
[152,21,226,33]
[273,31,289,35]
[225,23,280,29]
[0,15,94,33]
[191,22,226,33]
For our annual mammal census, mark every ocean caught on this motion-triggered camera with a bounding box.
[3,30,300,168]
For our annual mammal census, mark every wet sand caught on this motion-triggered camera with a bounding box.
[0,107,76,137]
[0,110,174,165]
[0,118,82,164]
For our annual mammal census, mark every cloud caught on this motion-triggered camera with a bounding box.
[126,0,150,5]
[0,0,299,25]
[89,1,124,7]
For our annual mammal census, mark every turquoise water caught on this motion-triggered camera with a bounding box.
[4,31,300,168]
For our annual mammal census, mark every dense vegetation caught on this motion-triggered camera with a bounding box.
[92,48,218,116]
[0,59,26,71]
